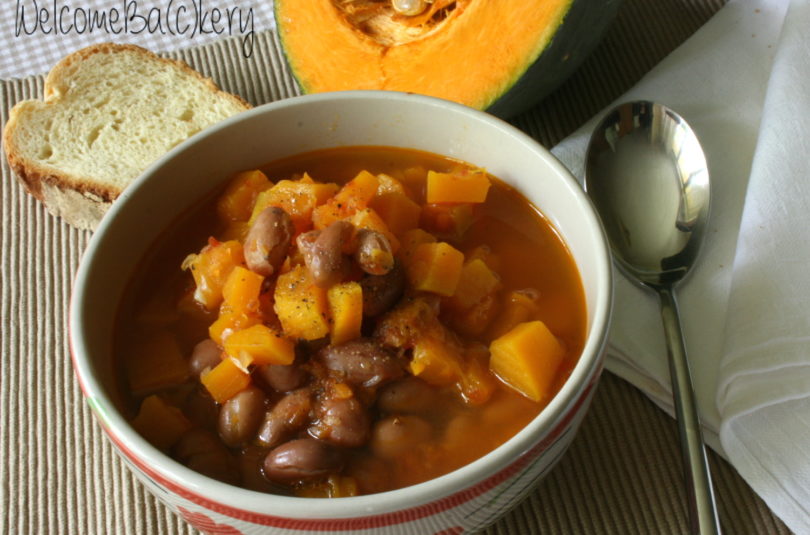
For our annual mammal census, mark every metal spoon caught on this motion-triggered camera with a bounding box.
[584,101,720,534]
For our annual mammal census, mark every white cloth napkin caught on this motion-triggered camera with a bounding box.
[552,0,810,532]
[717,0,810,530]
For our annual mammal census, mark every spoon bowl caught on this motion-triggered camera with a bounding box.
[585,101,720,534]
[586,101,710,287]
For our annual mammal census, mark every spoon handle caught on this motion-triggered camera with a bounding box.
[658,287,721,535]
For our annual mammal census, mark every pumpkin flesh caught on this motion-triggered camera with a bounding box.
[276,0,574,112]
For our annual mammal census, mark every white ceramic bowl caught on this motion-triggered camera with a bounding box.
[70,91,612,534]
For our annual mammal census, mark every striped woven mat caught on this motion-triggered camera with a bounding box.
[0,0,792,533]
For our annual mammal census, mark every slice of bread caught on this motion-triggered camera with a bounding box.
[3,43,251,230]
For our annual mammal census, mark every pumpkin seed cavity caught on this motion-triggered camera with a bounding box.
[334,0,464,47]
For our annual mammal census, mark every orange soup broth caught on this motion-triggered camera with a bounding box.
[115,146,587,495]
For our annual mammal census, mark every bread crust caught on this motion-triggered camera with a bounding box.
[2,43,251,230]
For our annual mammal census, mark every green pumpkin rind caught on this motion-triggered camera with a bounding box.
[487,0,623,118]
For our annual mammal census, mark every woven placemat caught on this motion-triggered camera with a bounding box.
[0,1,792,533]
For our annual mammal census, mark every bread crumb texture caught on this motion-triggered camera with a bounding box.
[3,43,250,229]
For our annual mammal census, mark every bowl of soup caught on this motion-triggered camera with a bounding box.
[70,91,612,534]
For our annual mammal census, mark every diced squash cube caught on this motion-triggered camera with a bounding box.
[489,321,565,402]
[311,203,343,230]
[274,265,330,340]
[209,310,261,346]
[131,395,192,450]
[250,176,338,234]
[397,228,437,262]
[223,324,295,366]
[487,290,540,340]
[337,170,380,209]
[230,348,255,373]
[126,332,189,396]
[465,244,501,273]
[444,258,502,336]
[217,169,271,222]
[351,208,400,252]
[327,282,363,345]
[222,266,264,316]
[201,357,251,404]
[400,166,428,201]
[448,259,502,310]
[301,173,341,204]
[421,203,474,240]
[426,169,490,204]
[370,192,421,237]
[409,337,463,386]
[405,242,464,296]
[312,171,379,230]
[182,238,245,310]
[376,173,408,196]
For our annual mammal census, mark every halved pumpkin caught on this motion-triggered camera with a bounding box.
[275,0,621,117]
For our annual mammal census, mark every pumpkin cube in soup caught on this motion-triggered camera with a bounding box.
[489,321,565,403]
[445,258,502,335]
[250,177,338,234]
[399,165,427,199]
[406,242,464,296]
[222,266,264,316]
[337,170,379,209]
[300,173,341,205]
[201,356,252,404]
[410,337,463,387]
[311,203,342,230]
[370,192,421,237]
[397,228,437,262]
[420,203,475,241]
[126,331,189,396]
[182,239,245,311]
[312,171,379,230]
[449,259,502,311]
[426,169,490,204]
[131,395,192,450]
[217,169,271,222]
[487,290,540,340]
[209,310,261,346]
[274,265,330,340]
[224,324,295,366]
[328,282,363,345]
[375,173,409,197]
[465,244,501,273]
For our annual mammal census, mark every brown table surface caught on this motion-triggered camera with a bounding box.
[0,0,793,533]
